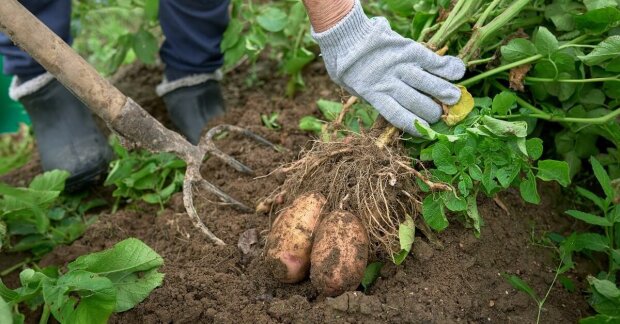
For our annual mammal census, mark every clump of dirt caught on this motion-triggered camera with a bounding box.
[1,61,593,323]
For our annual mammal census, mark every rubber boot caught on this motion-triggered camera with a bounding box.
[11,73,113,192]
[157,73,225,145]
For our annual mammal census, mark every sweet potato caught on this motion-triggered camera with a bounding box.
[310,210,369,296]
[265,192,326,283]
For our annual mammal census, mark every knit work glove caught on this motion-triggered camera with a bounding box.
[312,1,466,136]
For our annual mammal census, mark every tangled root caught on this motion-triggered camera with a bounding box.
[268,126,450,256]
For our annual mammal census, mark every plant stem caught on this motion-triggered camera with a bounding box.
[474,0,502,29]
[460,34,591,86]
[0,258,31,277]
[428,0,482,48]
[524,76,620,83]
[536,257,564,324]
[460,0,531,62]
[39,304,50,324]
[492,81,620,124]
[467,57,495,66]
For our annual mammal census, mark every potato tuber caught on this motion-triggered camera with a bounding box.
[265,192,326,283]
[310,210,369,297]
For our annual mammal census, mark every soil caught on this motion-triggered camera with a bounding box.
[1,61,593,323]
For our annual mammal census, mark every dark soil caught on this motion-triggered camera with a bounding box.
[1,62,593,323]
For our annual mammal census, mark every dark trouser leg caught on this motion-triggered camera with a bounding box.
[0,0,72,81]
[1,0,112,192]
[159,0,230,80]
[158,0,230,144]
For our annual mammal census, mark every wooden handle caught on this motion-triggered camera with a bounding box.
[0,0,126,122]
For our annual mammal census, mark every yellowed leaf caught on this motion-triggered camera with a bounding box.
[442,85,474,126]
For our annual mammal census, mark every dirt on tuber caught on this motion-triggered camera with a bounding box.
[265,192,326,283]
[310,210,369,297]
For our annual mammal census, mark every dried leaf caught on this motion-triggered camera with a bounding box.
[442,86,475,126]
[509,64,531,92]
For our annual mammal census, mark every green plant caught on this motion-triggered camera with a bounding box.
[299,99,379,139]
[0,124,33,176]
[221,0,316,96]
[261,112,281,130]
[105,136,185,210]
[557,157,620,322]
[0,170,105,257]
[0,238,164,324]
[72,0,161,75]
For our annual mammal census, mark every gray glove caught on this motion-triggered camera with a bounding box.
[312,1,466,136]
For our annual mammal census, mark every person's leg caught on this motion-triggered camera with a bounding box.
[0,0,72,81]
[0,0,112,191]
[157,0,230,144]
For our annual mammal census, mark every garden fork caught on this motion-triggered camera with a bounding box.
[0,0,278,245]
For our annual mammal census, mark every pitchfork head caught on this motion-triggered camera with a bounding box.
[181,124,279,245]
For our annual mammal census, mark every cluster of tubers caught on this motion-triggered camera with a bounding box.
[265,193,369,297]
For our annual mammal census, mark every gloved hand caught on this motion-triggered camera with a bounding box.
[312,0,465,136]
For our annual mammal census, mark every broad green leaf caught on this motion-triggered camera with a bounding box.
[520,171,540,204]
[481,116,527,138]
[526,138,544,160]
[545,0,581,31]
[0,297,10,324]
[384,0,415,16]
[559,275,576,293]
[503,274,539,303]
[256,8,288,32]
[393,215,415,265]
[431,143,458,175]
[584,0,618,11]
[575,7,620,33]
[414,121,460,142]
[578,36,620,65]
[361,262,384,291]
[43,270,116,324]
[536,160,571,186]
[316,100,342,121]
[501,39,538,62]
[588,276,620,299]
[132,29,158,65]
[491,91,517,115]
[221,19,244,51]
[590,156,614,200]
[533,27,559,55]
[566,210,613,226]
[68,238,164,312]
[574,233,609,251]
[580,314,620,323]
[443,192,467,212]
[422,195,448,231]
[29,170,70,192]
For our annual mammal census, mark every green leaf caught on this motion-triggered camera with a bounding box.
[574,233,609,251]
[68,238,164,312]
[316,100,342,121]
[0,296,11,324]
[491,91,517,115]
[536,160,571,187]
[580,314,620,323]
[576,186,606,211]
[384,0,415,16]
[466,195,482,236]
[590,156,614,200]
[588,276,620,299]
[481,116,527,138]
[578,36,620,65]
[132,29,158,65]
[526,138,544,160]
[501,39,538,62]
[29,170,70,192]
[432,143,458,175]
[393,215,415,265]
[422,195,448,231]
[584,0,618,11]
[533,27,559,55]
[361,262,384,292]
[298,116,324,133]
[143,0,159,21]
[256,8,288,32]
[43,270,116,324]
[520,171,540,204]
[221,19,244,51]
[566,210,613,226]
[443,192,467,212]
[503,274,539,303]
[558,275,576,293]
[575,7,620,34]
